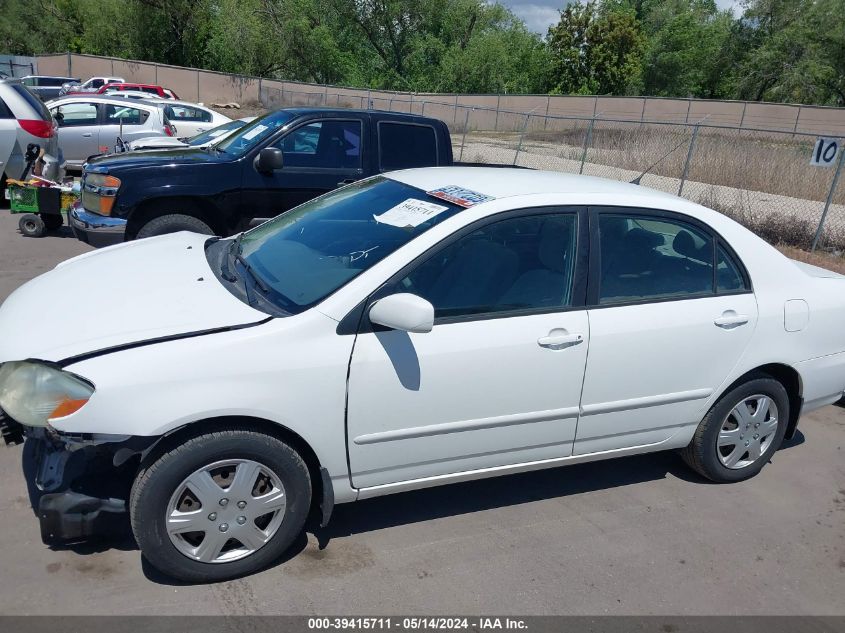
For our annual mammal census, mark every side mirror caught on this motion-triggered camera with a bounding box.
[254,147,284,173]
[369,293,434,334]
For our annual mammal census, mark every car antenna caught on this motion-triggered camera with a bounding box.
[630,115,710,185]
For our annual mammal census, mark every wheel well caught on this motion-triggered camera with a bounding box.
[125,196,226,239]
[721,364,803,439]
[140,416,325,514]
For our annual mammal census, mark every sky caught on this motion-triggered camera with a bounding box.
[501,0,743,34]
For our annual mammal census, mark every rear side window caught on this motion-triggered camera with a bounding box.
[598,213,715,304]
[10,84,51,120]
[379,122,437,171]
[165,105,212,123]
[104,105,148,125]
[716,244,748,293]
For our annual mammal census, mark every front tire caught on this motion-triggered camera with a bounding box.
[681,375,789,483]
[130,429,311,583]
[135,213,214,239]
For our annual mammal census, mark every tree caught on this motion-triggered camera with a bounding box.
[546,1,645,95]
[640,0,734,98]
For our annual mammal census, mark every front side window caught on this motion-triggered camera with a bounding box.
[53,102,98,127]
[379,122,437,171]
[389,213,578,319]
[598,213,715,304]
[90,79,104,88]
[276,120,362,169]
[239,177,464,313]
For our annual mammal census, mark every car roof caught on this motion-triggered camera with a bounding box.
[387,167,680,203]
[48,94,165,109]
[21,75,78,81]
[105,82,162,89]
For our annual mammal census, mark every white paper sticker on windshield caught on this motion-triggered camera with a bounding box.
[208,129,228,138]
[242,124,268,140]
[373,199,450,229]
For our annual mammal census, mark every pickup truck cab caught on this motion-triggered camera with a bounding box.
[70,108,453,246]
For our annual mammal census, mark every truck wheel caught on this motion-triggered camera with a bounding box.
[136,214,214,239]
[19,214,45,237]
[681,374,789,483]
[130,428,311,583]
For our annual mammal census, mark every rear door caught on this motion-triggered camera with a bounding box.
[99,103,156,150]
[574,207,757,455]
[50,101,100,165]
[242,116,366,219]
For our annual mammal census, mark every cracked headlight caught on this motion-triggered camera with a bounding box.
[0,361,94,427]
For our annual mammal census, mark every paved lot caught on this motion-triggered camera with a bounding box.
[0,210,843,615]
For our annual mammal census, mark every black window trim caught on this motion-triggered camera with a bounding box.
[586,205,753,310]
[377,119,440,173]
[268,116,364,174]
[338,205,589,335]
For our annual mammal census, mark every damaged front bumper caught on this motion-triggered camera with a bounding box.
[13,422,157,545]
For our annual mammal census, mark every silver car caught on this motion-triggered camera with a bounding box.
[0,79,62,187]
[46,95,175,169]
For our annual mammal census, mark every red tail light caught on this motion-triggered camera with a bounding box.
[19,119,54,138]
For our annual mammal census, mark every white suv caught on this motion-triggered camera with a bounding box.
[0,79,62,189]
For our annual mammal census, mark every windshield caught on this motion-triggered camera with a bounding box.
[215,110,294,155]
[239,177,464,314]
[187,119,248,146]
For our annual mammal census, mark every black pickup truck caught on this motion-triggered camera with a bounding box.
[69,108,457,246]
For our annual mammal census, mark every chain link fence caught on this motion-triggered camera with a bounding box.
[263,86,845,253]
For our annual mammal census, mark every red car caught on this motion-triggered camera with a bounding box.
[95,83,179,99]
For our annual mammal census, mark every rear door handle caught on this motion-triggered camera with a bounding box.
[714,312,749,329]
[82,133,93,137]
[538,330,583,350]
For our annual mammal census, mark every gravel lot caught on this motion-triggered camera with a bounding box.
[0,210,843,615]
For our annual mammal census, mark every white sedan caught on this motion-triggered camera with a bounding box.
[0,168,843,582]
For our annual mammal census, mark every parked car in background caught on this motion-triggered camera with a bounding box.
[47,95,175,169]
[145,99,231,137]
[60,76,124,96]
[128,117,254,151]
[0,79,62,191]
[97,83,177,99]
[70,108,454,244]
[20,75,79,101]
[3,167,845,582]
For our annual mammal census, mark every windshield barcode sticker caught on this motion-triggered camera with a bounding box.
[373,199,450,229]
[427,185,494,207]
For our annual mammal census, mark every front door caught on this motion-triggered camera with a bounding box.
[347,209,590,488]
[242,118,365,221]
[574,208,758,455]
[51,101,100,165]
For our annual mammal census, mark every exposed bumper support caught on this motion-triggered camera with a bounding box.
[25,428,156,544]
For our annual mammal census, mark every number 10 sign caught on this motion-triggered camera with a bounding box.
[811,137,842,167]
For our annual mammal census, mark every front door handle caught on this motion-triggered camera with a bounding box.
[538,329,583,350]
[714,311,749,329]
[82,133,93,137]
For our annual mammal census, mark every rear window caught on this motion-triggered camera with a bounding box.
[379,122,438,171]
[10,84,51,120]
[40,78,68,87]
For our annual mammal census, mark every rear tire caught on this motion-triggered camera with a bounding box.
[681,374,789,483]
[18,214,45,237]
[130,428,311,583]
[136,213,214,239]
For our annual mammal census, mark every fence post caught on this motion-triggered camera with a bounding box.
[459,108,471,161]
[494,95,501,131]
[811,147,845,251]
[453,95,459,124]
[738,102,747,130]
[543,95,550,131]
[791,105,802,138]
[67,52,72,77]
[678,124,700,196]
[421,101,426,116]
[513,114,530,166]
[579,117,596,175]
[684,99,691,124]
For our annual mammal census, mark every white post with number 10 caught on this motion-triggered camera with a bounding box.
[811,137,841,167]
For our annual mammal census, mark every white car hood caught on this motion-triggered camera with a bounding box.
[0,232,269,363]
